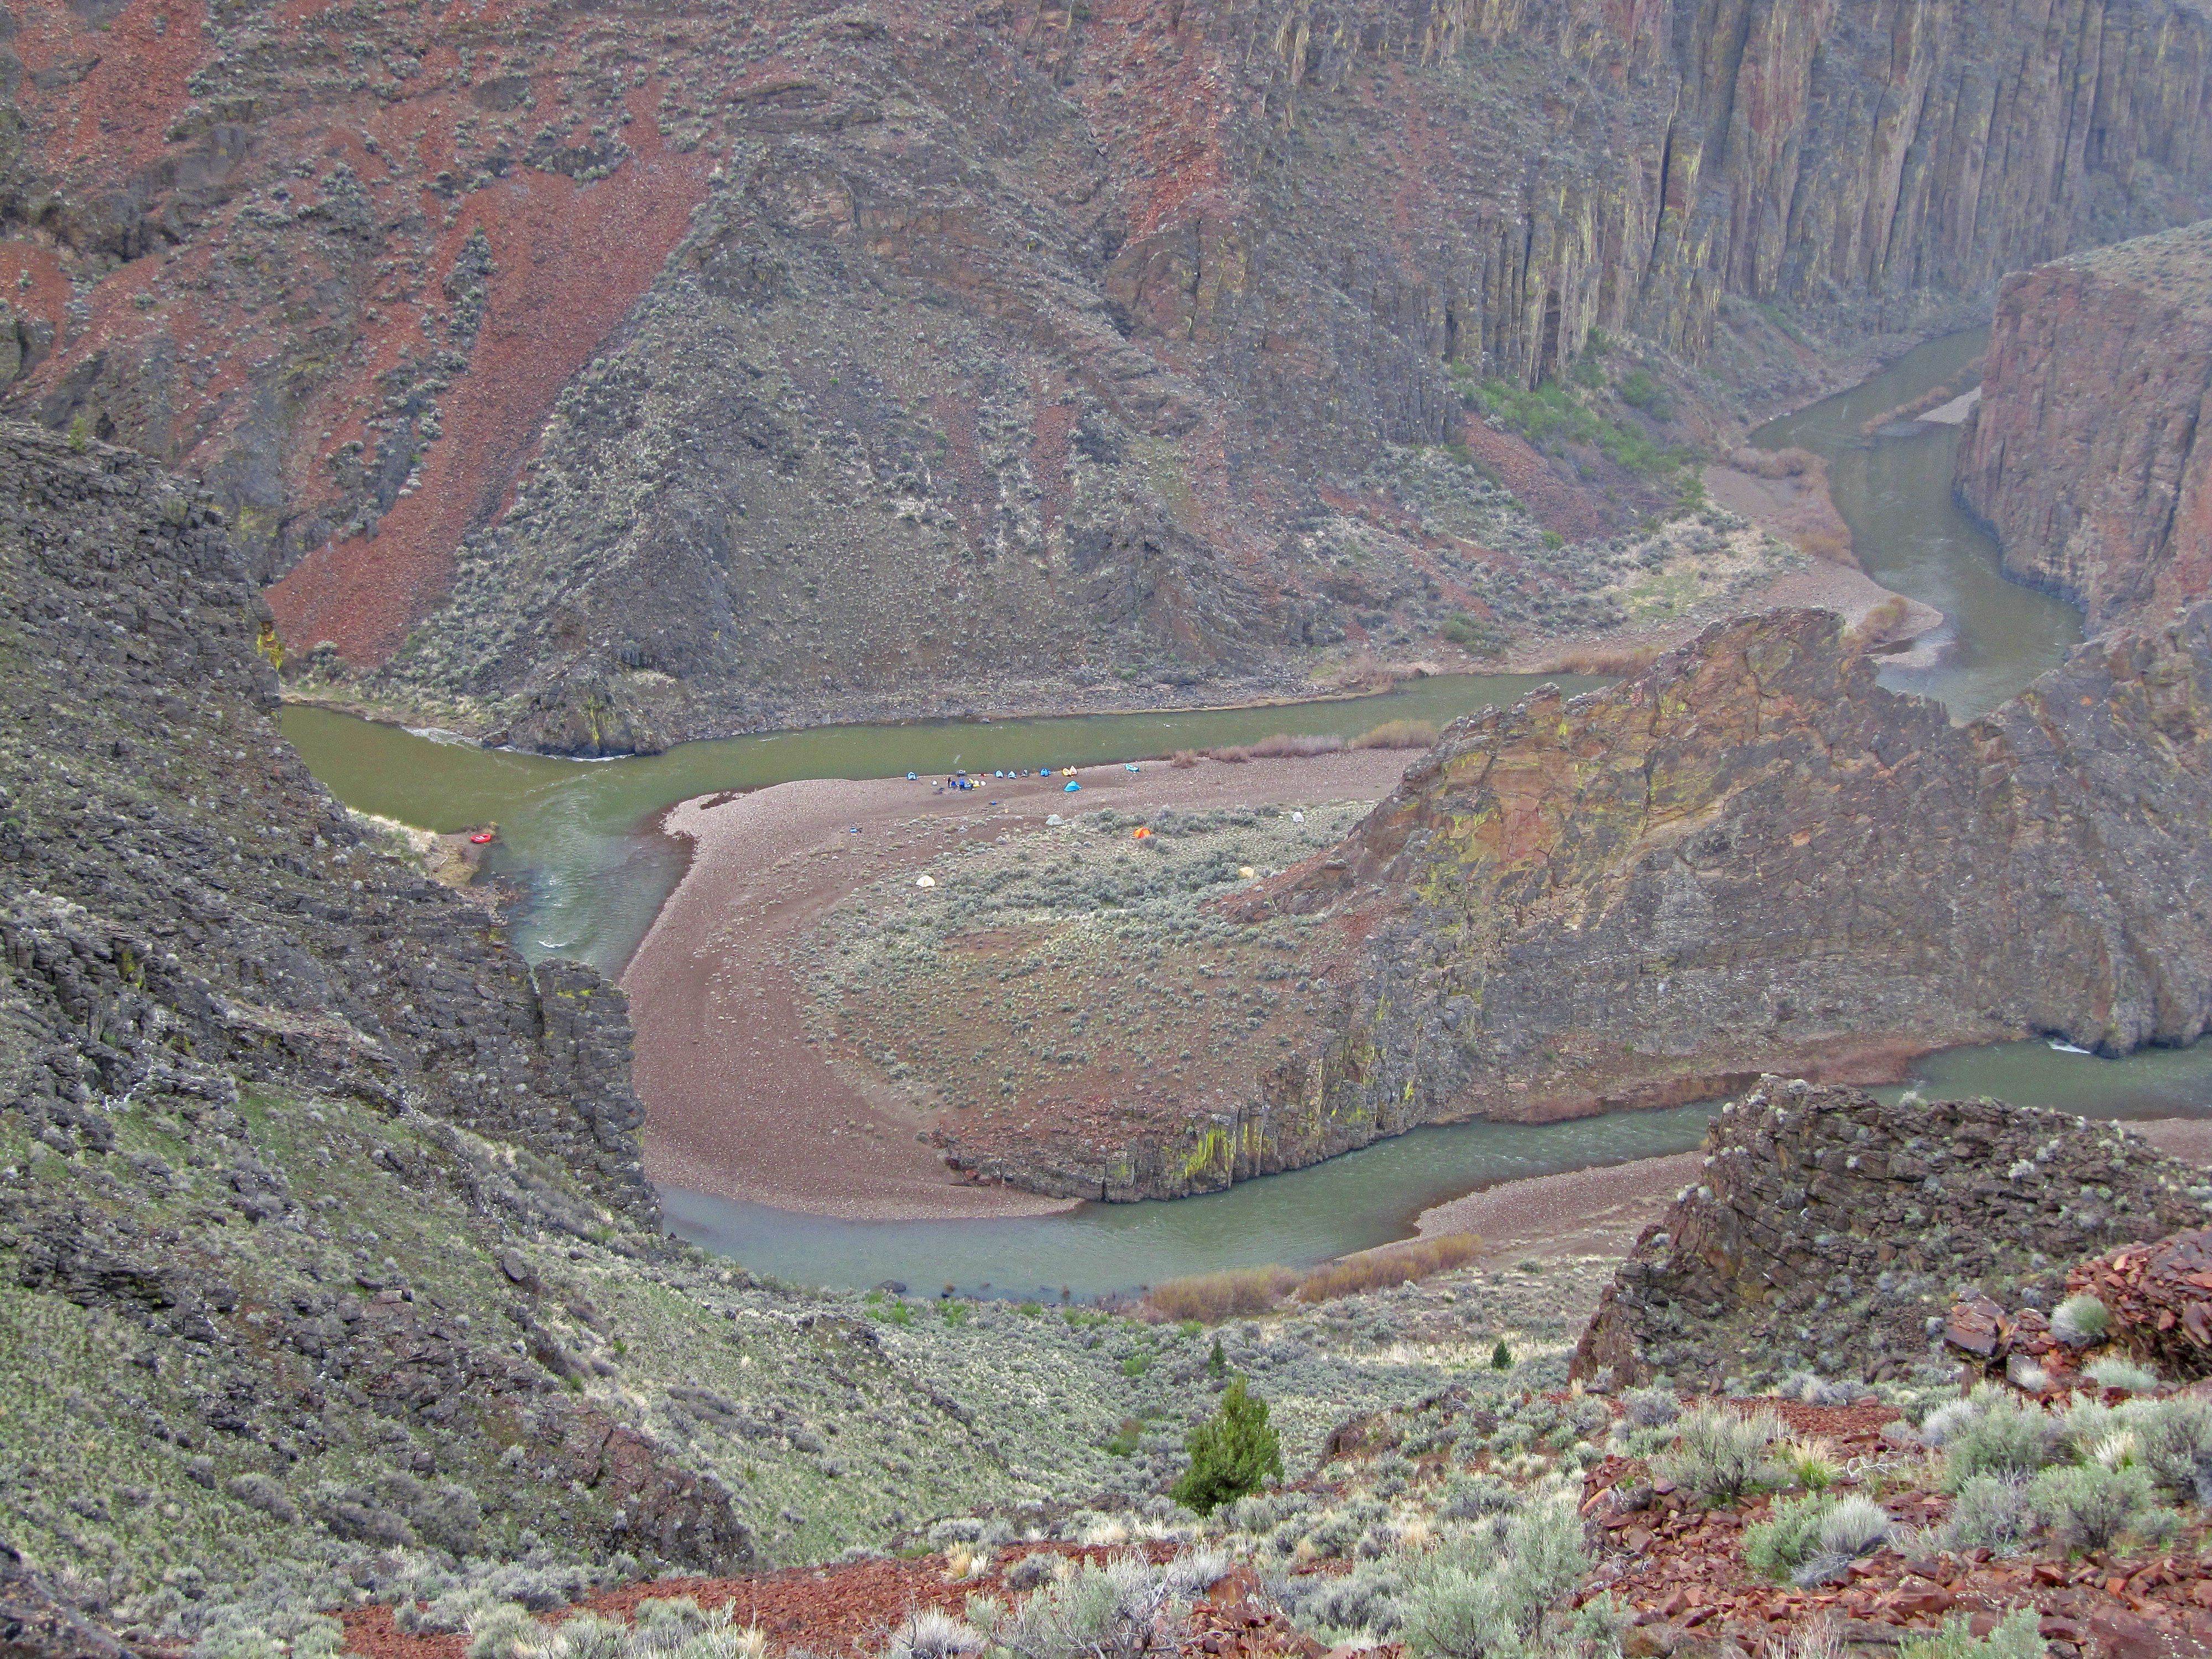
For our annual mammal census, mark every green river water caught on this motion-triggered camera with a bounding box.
[283,329,2212,1296]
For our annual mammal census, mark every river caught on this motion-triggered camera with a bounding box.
[283,330,2212,1295]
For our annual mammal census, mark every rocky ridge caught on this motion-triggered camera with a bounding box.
[1956,217,2212,632]
[1240,604,2212,1171]
[0,0,2205,748]
[946,602,2212,1201]
[1569,1081,2212,1390]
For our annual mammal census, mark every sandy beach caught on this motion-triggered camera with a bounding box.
[624,749,1419,1219]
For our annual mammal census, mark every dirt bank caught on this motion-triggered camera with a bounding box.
[624,750,1417,1219]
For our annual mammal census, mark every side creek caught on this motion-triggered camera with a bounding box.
[285,329,2212,1295]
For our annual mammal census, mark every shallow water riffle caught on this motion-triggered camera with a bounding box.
[658,1104,1720,1299]
[281,671,1600,978]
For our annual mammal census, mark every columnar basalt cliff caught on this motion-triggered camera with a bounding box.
[944,604,2212,1201]
[0,0,2206,748]
[1956,218,2212,632]
[1569,1082,2212,1388]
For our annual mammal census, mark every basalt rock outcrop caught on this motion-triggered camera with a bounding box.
[0,418,758,1603]
[0,0,2206,748]
[1957,218,2212,632]
[1569,1083,2212,1389]
[1219,603,2212,1171]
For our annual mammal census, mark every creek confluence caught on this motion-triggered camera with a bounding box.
[285,328,2211,1295]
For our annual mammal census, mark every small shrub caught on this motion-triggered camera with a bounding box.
[1276,1559,1407,1640]
[1615,368,1670,417]
[1777,1373,1862,1408]
[1777,1437,1839,1491]
[66,414,89,453]
[1438,1476,1519,1520]
[1652,1404,1782,1502]
[1918,1399,1980,1448]
[994,1556,1179,1659]
[1817,1495,1892,1560]
[1169,750,1199,769]
[1894,1610,2046,1659]
[1621,1387,1679,1428]
[2027,1461,2162,1552]
[1291,1234,1479,1302]
[1438,613,1507,655]
[1743,1495,1832,1582]
[2123,1394,2212,1497]
[1144,1267,1296,1324]
[1489,1339,1511,1371]
[2051,1293,2110,1347]
[1171,1377,1283,1516]
[1942,1392,2058,1487]
[464,1604,540,1659]
[2085,1355,2160,1393]
[1003,1553,1059,1593]
[1764,1616,1845,1659]
[1398,1495,1595,1659]
[1942,1475,2032,1556]
[888,1610,984,1659]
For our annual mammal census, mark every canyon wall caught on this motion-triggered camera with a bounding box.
[1956,217,2212,632]
[1257,604,2212,1137]
[0,0,2206,748]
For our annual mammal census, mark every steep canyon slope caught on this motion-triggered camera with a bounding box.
[944,606,2212,1198]
[0,0,2208,749]
[0,421,1262,1635]
[1957,217,2212,632]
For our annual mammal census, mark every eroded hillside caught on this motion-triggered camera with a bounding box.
[922,605,2212,1199]
[0,0,2207,748]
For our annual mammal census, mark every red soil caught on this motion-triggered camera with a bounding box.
[339,1546,1341,1659]
[1457,419,1606,542]
[1583,1403,2212,1655]
[267,82,715,664]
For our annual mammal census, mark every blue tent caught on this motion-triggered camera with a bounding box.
[1063,781,1081,792]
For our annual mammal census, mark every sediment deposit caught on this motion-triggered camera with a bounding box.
[0,0,2206,747]
[1957,218,2212,631]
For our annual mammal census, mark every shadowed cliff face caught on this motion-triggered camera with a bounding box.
[0,0,2206,749]
[1957,218,2212,632]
